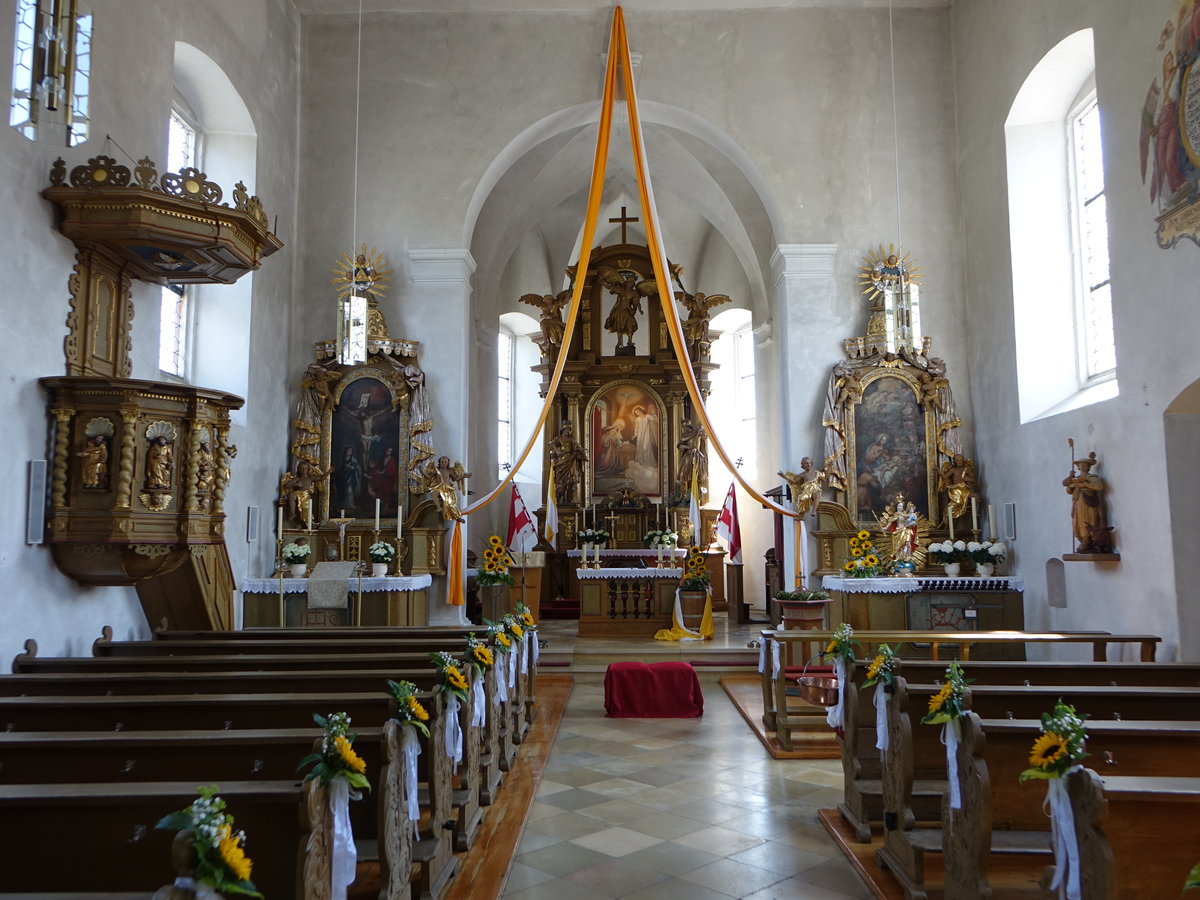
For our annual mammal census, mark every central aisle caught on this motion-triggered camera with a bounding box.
[503,680,872,899]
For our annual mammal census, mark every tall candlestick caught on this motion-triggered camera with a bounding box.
[397,506,403,540]
[277,504,283,538]
[988,504,996,541]
[375,499,381,531]
[970,497,978,532]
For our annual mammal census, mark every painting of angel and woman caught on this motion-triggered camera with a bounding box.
[590,383,664,498]
[853,375,929,524]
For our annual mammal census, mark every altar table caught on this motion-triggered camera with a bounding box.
[241,574,432,627]
[603,661,704,718]
[577,568,684,637]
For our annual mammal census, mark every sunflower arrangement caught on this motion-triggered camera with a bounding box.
[680,545,711,590]
[1019,699,1089,782]
[821,622,859,666]
[502,612,527,642]
[861,643,898,689]
[464,632,494,676]
[296,712,371,791]
[477,535,516,586]
[155,785,262,898]
[922,661,971,725]
[430,650,470,702]
[515,601,537,632]
[842,530,882,578]
[387,679,431,737]
[487,619,514,656]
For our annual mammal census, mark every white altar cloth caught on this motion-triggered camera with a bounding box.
[242,574,433,594]
[576,567,683,580]
[567,548,685,559]
[821,575,1024,593]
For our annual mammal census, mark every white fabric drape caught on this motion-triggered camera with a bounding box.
[172,878,218,898]
[770,640,781,680]
[758,638,767,674]
[825,658,847,730]
[508,643,517,688]
[471,670,486,728]
[873,683,890,751]
[400,723,421,840]
[519,636,528,674]
[1047,771,1084,900]
[496,657,509,703]
[942,720,962,810]
[532,634,540,667]
[444,694,463,774]
[329,777,357,899]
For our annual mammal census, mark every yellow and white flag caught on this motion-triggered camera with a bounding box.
[544,466,558,549]
[688,466,702,547]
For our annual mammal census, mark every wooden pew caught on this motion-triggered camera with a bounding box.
[875,677,1200,900]
[837,658,1200,842]
[1063,770,1200,900]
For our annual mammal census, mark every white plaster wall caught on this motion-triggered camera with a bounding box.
[952,0,1200,659]
[0,0,300,665]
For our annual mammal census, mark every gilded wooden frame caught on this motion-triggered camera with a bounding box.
[844,368,938,528]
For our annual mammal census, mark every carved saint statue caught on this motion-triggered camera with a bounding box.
[937,453,977,522]
[598,266,656,350]
[145,436,174,491]
[676,419,708,498]
[279,459,326,528]
[778,457,826,518]
[195,440,216,511]
[77,434,110,489]
[423,455,470,522]
[676,290,731,359]
[519,289,571,355]
[1063,451,1110,553]
[548,423,587,503]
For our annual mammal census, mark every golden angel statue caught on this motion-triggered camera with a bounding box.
[877,493,929,575]
[937,453,977,522]
[420,455,471,522]
[519,288,571,355]
[597,266,657,350]
[778,457,826,518]
[676,290,731,359]
[279,459,326,528]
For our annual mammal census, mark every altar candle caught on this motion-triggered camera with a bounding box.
[989,504,996,541]
[948,511,954,541]
[970,497,978,532]
[277,504,283,538]
[375,499,381,531]
[306,506,313,531]
[397,506,403,540]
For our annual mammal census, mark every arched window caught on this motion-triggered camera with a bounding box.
[497,312,542,484]
[158,100,200,378]
[1006,29,1118,422]
[707,307,757,482]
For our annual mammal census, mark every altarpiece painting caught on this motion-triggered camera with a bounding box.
[588,381,666,498]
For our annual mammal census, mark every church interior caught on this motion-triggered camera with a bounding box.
[3,0,1200,896]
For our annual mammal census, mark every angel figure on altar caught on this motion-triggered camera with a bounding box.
[877,493,928,575]
[519,288,571,355]
[779,456,826,518]
[598,266,656,350]
[676,290,731,359]
[421,455,470,522]
[937,453,977,522]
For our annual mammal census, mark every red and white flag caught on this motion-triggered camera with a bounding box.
[506,484,539,554]
[715,482,743,564]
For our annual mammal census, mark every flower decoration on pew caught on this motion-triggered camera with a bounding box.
[430,650,471,701]
[297,712,371,791]
[155,785,263,898]
[821,622,860,666]
[488,620,514,654]
[464,632,494,675]
[387,679,431,737]
[680,545,712,590]
[922,661,972,724]
[477,535,516,586]
[1187,862,1200,893]
[1019,699,1089,782]
[843,530,882,578]
[515,601,538,632]
[861,643,898,689]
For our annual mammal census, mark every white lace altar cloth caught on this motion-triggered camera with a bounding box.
[576,568,683,580]
[241,574,433,595]
[821,575,1024,593]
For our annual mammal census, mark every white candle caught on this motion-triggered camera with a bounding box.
[948,511,955,541]
[277,504,283,538]
[306,506,313,531]
[397,506,403,540]
[375,498,381,531]
[970,497,978,532]
[592,501,597,527]
[988,504,996,541]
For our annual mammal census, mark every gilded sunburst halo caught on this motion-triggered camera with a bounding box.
[331,244,392,301]
[857,244,923,303]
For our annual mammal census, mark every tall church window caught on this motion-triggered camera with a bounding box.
[1005,29,1118,422]
[158,106,198,378]
[708,308,757,483]
[497,327,514,478]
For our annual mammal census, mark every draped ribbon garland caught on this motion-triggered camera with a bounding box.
[873,683,890,752]
[400,723,421,840]
[825,658,847,731]
[1046,769,1084,900]
[942,719,962,810]
[329,777,358,899]
[444,695,463,774]
[471,669,486,729]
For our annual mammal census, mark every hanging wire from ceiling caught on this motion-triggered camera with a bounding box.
[887,0,904,257]
[351,0,364,252]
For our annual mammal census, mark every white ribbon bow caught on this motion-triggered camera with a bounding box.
[444,694,463,774]
[173,878,219,898]
[496,656,509,703]
[873,683,890,751]
[400,723,421,840]
[532,633,540,667]
[1047,770,1084,900]
[942,719,962,810]
[519,635,529,674]
[757,638,767,674]
[825,658,846,730]
[770,640,781,680]
[329,777,358,899]
[508,642,518,687]
[471,669,486,729]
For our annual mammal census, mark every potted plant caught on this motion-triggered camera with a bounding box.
[282,539,310,577]
[928,539,972,576]
[968,540,1006,576]
[644,528,678,565]
[841,530,883,578]
[678,545,711,625]
[368,541,395,576]
[578,527,610,548]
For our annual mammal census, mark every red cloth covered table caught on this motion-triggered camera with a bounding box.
[603,661,704,718]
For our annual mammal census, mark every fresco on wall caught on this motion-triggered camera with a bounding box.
[1141,1,1200,247]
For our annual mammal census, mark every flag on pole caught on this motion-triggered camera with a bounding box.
[688,467,702,548]
[715,482,743,564]
[544,467,558,549]
[507,484,538,554]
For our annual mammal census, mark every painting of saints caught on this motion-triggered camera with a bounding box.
[331,376,401,518]
[370,445,399,515]
[589,384,663,498]
[853,376,929,523]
